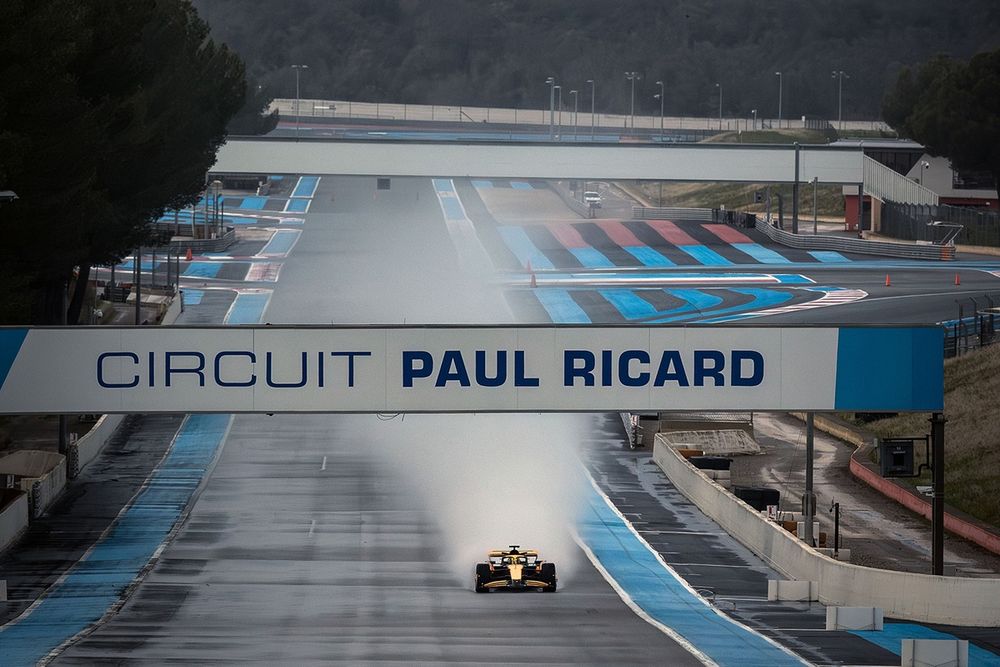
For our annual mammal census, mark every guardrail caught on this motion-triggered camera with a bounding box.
[755,217,955,260]
[632,206,715,221]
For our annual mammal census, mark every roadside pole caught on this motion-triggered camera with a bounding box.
[931,412,947,575]
[58,282,68,455]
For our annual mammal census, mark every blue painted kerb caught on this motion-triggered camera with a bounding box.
[834,327,944,411]
[0,328,28,391]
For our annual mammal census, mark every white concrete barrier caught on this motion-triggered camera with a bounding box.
[69,414,126,478]
[901,639,968,667]
[0,450,67,518]
[826,606,884,631]
[768,579,818,602]
[652,435,1000,626]
[161,290,183,325]
[0,489,29,553]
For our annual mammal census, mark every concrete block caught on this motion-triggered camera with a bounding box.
[816,547,852,561]
[767,579,818,602]
[796,521,820,540]
[901,639,968,667]
[826,606,884,631]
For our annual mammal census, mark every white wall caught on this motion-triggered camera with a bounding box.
[652,435,1000,626]
[0,491,29,553]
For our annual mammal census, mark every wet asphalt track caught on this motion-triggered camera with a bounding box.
[43,176,1000,664]
[53,177,704,665]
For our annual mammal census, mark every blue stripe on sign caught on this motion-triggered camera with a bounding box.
[569,247,616,268]
[471,180,493,189]
[732,243,792,264]
[853,625,1000,665]
[0,328,29,391]
[432,178,454,192]
[269,175,285,181]
[580,481,803,666]
[0,414,232,667]
[809,250,851,263]
[835,328,944,411]
[239,196,268,210]
[183,262,222,278]
[510,181,533,190]
[440,197,466,221]
[599,290,657,320]
[648,289,725,322]
[292,176,319,198]
[284,198,309,213]
[497,226,555,270]
[679,245,733,266]
[623,245,675,267]
[182,289,205,306]
[535,289,590,323]
[226,293,271,325]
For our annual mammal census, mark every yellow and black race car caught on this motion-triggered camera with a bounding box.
[475,546,557,593]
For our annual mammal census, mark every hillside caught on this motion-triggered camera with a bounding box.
[860,344,1000,527]
[191,0,1000,122]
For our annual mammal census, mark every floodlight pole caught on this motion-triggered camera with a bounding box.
[546,77,556,140]
[587,79,595,140]
[792,142,800,234]
[930,412,946,576]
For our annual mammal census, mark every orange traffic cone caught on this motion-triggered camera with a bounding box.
[884,274,891,287]
[955,273,961,286]
[185,247,193,261]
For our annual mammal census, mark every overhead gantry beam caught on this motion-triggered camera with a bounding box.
[213,138,865,185]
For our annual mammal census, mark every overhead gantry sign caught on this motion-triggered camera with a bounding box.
[0,325,942,414]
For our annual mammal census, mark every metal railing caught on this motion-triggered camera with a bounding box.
[863,156,938,205]
[755,216,955,260]
[943,296,1000,358]
[632,206,715,221]
[882,203,1000,248]
[273,98,892,134]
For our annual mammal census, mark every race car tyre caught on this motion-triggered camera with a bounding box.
[475,564,490,593]
[540,562,557,591]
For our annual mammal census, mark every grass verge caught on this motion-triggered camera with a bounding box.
[852,343,1000,528]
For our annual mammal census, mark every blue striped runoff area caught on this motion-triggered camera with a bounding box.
[535,289,590,323]
[225,292,271,325]
[498,227,555,270]
[183,262,222,279]
[0,414,233,667]
[260,229,301,256]
[291,176,319,198]
[580,479,804,666]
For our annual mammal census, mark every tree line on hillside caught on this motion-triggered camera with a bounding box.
[192,0,999,121]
